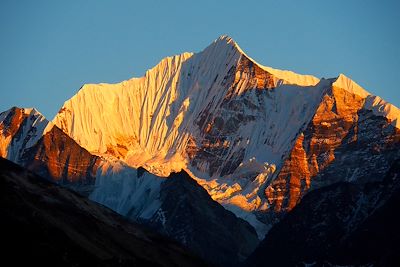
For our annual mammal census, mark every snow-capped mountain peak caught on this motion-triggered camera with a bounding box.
[333,73,370,98]
[214,34,238,47]
[333,73,400,127]
[213,35,320,86]
[51,37,335,235]
[49,36,400,236]
[0,107,52,162]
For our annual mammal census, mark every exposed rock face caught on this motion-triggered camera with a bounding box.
[0,107,100,189]
[0,107,50,162]
[265,133,311,212]
[232,53,278,91]
[0,107,25,139]
[247,159,400,267]
[0,157,208,267]
[22,126,101,184]
[265,85,400,213]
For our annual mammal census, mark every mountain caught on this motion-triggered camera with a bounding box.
[0,106,51,162]
[0,106,258,266]
[0,157,207,267]
[1,107,101,187]
[52,35,400,235]
[1,35,400,266]
[246,159,400,267]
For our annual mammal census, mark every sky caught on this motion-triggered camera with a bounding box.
[1,0,399,119]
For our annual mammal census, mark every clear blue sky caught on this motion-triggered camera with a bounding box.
[1,0,399,119]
